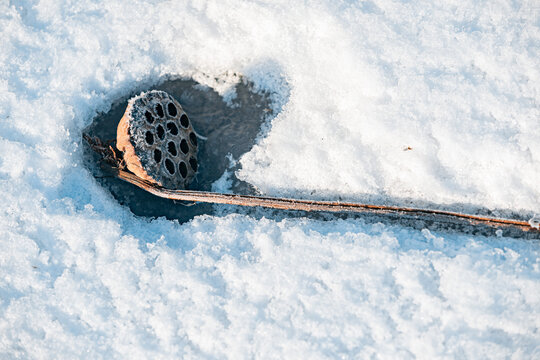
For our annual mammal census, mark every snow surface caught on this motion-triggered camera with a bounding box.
[1,0,540,358]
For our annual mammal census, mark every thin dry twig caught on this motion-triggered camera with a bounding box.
[83,134,125,169]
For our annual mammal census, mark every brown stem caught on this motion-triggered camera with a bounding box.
[110,168,536,232]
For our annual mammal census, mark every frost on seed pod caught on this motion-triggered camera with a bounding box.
[116,90,199,189]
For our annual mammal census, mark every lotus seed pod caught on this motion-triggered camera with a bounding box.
[117,90,198,189]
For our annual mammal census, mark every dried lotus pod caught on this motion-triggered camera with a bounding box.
[116,90,199,189]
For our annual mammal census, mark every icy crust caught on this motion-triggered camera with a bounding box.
[124,91,198,189]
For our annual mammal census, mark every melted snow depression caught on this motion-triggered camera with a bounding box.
[1,0,540,358]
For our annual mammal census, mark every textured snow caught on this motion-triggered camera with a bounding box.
[1,0,539,358]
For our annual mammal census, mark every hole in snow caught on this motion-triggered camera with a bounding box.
[83,76,276,223]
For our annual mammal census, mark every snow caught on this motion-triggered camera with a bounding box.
[530,215,540,229]
[1,0,539,358]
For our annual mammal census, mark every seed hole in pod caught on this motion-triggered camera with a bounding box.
[145,131,154,145]
[189,157,198,172]
[145,111,154,124]
[179,161,188,178]
[157,125,165,140]
[155,103,164,118]
[167,141,177,156]
[180,114,189,128]
[154,148,162,163]
[180,139,189,154]
[167,103,177,117]
[189,132,197,146]
[165,158,175,175]
[167,122,178,135]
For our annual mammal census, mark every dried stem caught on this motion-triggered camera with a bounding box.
[111,167,536,232]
